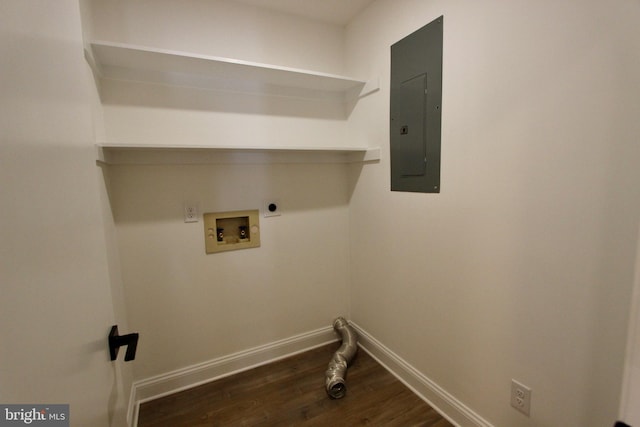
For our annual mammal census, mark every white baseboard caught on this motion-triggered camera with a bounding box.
[350,322,494,427]
[127,322,493,427]
[127,326,338,426]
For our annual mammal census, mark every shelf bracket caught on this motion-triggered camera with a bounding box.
[359,77,380,98]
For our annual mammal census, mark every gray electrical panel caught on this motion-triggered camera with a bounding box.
[390,16,443,193]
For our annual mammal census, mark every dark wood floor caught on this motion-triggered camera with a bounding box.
[138,342,454,426]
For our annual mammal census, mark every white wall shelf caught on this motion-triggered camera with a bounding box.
[87,42,380,165]
[97,144,381,165]
[88,41,378,100]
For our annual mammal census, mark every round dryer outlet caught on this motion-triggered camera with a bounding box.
[263,200,281,217]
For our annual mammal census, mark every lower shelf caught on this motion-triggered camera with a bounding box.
[96,144,381,165]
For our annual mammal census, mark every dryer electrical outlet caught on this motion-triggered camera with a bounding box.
[390,16,443,193]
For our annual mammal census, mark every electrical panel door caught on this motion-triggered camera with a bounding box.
[390,16,443,193]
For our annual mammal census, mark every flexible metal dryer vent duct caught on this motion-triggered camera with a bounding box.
[325,317,358,399]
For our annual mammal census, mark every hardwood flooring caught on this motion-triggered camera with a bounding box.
[137,342,454,426]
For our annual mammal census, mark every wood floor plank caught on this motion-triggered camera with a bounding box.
[138,343,454,426]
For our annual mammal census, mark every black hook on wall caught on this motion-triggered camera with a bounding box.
[108,325,139,362]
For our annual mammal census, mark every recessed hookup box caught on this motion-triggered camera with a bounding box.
[203,209,260,254]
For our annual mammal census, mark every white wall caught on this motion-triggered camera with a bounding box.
[88,0,353,149]
[108,163,350,380]
[88,0,345,74]
[86,0,353,382]
[346,0,640,426]
[0,1,131,425]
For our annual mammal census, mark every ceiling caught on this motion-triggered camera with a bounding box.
[230,0,376,26]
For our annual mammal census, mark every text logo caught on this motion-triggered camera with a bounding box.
[0,405,68,426]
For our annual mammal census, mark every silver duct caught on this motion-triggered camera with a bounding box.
[325,317,358,399]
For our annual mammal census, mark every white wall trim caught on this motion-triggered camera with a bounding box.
[128,325,337,426]
[619,225,640,425]
[350,322,494,427]
[126,381,137,427]
[127,322,493,427]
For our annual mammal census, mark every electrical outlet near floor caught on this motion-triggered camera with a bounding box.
[511,379,532,416]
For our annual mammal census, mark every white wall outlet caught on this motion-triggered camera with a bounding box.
[263,200,281,217]
[511,379,532,416]
[183,202,199,223]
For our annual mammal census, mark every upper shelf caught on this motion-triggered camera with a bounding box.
[88,41,377,99]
